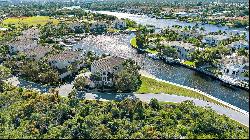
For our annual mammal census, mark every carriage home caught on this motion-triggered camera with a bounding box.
[169,27,204,38]
[161,41,196,60]
[91,56,126,86]
[47,51,83,70]
[202,35,230,46]
[8,40,39,53]
[23,46,53,61]
[220,53,249,81]
[8,27,40,53]
[227,40,249,51]
[17,27,40,41]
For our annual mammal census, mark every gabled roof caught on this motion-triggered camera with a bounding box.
[161,41,196,50]
[91,56,126,72]
[204,35,230,41]
[47,51,81,62]
[24,46,53,57]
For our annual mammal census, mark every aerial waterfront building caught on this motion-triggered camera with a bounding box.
[161,41,196,60]
[91,56,125,86]
[202,35,230,46]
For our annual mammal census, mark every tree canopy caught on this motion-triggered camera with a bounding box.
[0,85,249,139]
[113,59,141,92]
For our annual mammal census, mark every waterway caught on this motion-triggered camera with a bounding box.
[93,10,249,40]
[73,32,249,112]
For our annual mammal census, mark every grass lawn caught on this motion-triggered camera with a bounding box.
[107,28,119,33]
[1,16,59,27]
[128,27,138,31]
[183,60,196,67]
[130,37,138,48]
[137,76,224,106]
[145,48,159,55]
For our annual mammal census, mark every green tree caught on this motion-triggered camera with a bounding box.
[237,48,249,57]
[113,59,141,92]
[0,65,11,79]
[73,76,88,91]
[0,66,11,92]
[160,45,178,59]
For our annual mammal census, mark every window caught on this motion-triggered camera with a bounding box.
[232,71,236,75]
[103,77,107,81]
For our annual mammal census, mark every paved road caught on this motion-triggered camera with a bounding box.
[4,76,249,127]
[67,92,249,127]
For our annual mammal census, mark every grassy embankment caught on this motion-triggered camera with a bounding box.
[137,76,227,107]
[182,60,196,67]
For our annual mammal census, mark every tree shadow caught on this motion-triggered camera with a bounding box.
[78,92,136,101]
[17,78,52,93]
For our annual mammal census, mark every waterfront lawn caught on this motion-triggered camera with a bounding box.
[1,16,59,27]
[183,60,196,67]
[145,48,158,54]
[107,28,120,33]
[137,76,223,105]
[128,27,138,31]
[130,37,138,48]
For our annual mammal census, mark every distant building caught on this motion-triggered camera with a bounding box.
[23,46,53,61]
[220,53,249,81]
[17,27,40,41]
[170,27,203,38]
[161,41,196,60]
[90,22,108,33]
[91,56,126,86]
[174,12,189,17]
[69,22,85,33]
[202,35,230,46]
[8,40,38,53]
[61,6,81,10]
[8,27,40,53]
[0,27,8,31]
[227,40,249,51]
[47,51,83,69]
[112,19,127,29]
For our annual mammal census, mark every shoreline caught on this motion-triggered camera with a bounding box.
[130,38,249,91]
[178,61,249,91]
[139,70,249,116]
[92,10,249,35]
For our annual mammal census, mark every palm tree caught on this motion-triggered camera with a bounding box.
[200,27,205,32]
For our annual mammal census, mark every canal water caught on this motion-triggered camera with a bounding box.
[93,10,249,40]
[73,32,249,112]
